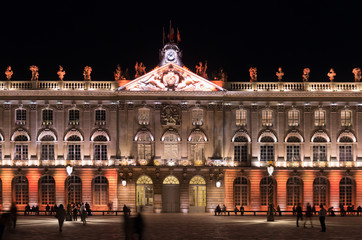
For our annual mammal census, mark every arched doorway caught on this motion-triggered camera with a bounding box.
[136,176,153,212]
[162,176,180,212]
[189,176,206,213]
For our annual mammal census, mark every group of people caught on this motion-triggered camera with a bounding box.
[24,204,40,215]
[293,203,326,232]
[71,202,89,224]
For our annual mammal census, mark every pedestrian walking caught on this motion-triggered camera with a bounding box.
[80,203,87,225]
[304,202,313,228]
[10,202,17,229]
[296,203,303,227]
[55,204,66,232]
[319,204,327,232]
[134,207,144,240]
[72,206,78,221]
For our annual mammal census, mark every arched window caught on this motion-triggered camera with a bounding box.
[40,135,55,161]
[339,136,353,162]
[340,177,354,206]
[313,177,329,206]
[288,109,300,127]
[189,132,206,165]
[93,176,108,205]
[93,133,108,161]
[260,177,275,206]
[260,136,275,162]
[136,176,153,206]
[287,177,302,206]
[189,176,206,207]
[67,135,81,160]
[13,176,29,205]
[14,134,29,161]
[312,136,327,162]
[233,177,248,206]
[163,176,180,184]
[42,109,53,126]
[39,176,55,205]
[163,132,180,160]
[66,176,82,204]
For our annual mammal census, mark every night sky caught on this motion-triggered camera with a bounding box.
[1,1,361,82]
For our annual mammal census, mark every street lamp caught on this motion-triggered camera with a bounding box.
[267,163,274,222]
[65,164,73,221]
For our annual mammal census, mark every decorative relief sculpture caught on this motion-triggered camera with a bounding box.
[57,65,66,80]
[195,61,208,79]
[160,105,181,125]
[29,65,39,80]
[302,68,310,82]
[327,68,336,82]
[352,68,361,82]
[135,62,146,78]
[276,67,284,81]
[121,64,220,91]
[5,66,13,80]
[83,66,92,81]
[249,67,257,82]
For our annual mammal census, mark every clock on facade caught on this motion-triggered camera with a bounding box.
[166,50,176,62]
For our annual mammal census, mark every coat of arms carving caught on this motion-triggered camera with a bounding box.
[160,105,181,125]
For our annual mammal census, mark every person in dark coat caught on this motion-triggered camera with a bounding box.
[319,204,327,232]
[55,204,66,232]
[134,207,144,240]
[72,206,78,221]
[296,203,303,227]
[45,204,50,216]
[304,202,313,228]
[10,202,17,229]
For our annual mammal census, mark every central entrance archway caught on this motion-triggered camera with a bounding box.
[136,176,153,212]
[189,176,206,213]
[162,176,180,212]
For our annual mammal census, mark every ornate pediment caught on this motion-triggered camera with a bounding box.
[118,63,224,92]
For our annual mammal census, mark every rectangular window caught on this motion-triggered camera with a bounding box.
[68,144,81,160]
[95,110,106,125]
[286,145,300,161]
[192,109,204,126]
[15,145,28,160]
[138,143,152,160]
[314,110,326,127]
[313,145,327,161]
[41,144,55,160]
[234,145,247,162]
[261,110,273,127]
[16,109,26,125]
[236,109,247,127]
[69,109,80,125]
[190,144,205,161]
[164,143,178,160]
[260,145,274,162]
[339,145,352,161]
[94,144,107,160]
[42,109,53,126]
[341,110,352,127]
[288,110,299,127]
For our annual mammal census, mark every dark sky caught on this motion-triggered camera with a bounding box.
[1,1,361,82]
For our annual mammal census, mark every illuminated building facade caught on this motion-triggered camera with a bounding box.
[1,43,362,213]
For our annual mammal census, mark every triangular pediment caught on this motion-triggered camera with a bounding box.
[118,63,225,91]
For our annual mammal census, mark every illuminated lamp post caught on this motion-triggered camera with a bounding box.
[65,164,73,221]
[267,163,274,222]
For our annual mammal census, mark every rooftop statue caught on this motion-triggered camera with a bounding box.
[276,67,284,81]
[29,65,39,81]
[114,65,122,81]
[135,62,146,78]
[195,61,208,79]
[5,66,13,80]
[302,68,310,82]
[327,68,336,82]
[83,66,92,81]
[249,67,257,82]
[352,68,361,82]
[57,65,66,81]
[212,68,227,82]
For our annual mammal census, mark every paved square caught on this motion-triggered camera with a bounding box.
[3,214,362,239]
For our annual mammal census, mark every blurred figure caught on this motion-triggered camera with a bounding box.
[222,204,227,215]
[45,204,50,216]
[319,204,327,232]
[56,204,66,232]
[304,202,313,228]
[0,213,11,239]
[123,206,132,240]
[296,203,303,227]
[10,202,17,229]
[72,205,78,221]
[276,205,281,216]
[134,206,144,240]
[80,203,87,225]
[234,204,239,215]
[240,205,244,216]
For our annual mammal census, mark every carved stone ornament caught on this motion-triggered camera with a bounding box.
[160,105,181,126]
[119,63,223,92]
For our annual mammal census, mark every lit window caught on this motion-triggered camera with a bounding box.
[13,176,29,205]
[137,132,152,162]
[189,133,206,164]
[95,109,106,126]
[314,110,326,127]
[313,177,328,206]
[136,176,153,206]
[234,136,248,162]
[66,176,82,204]
[41,144,55,160]
[287,177,302,206]
[233,177,248,206]
[42,109,53,126]
[14,135,28,161]
[341,110,352,127]
[94,176,108,205]
[340,177,353,206]
[260,177,274,206]
[339,145,352,162]
[15,109,26,125]
[288,109,299,127]
[163,134,179,160]
[189,176,206,207]
[261,109,273,127]
[286,145,300,161]
[236,109,247,127]
[192,109,204,126]
[94,145,107,160]
[40,176,55,205]
[68,109,80,125]
[138,108,150,125]
[312,136,327,161]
